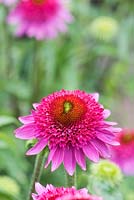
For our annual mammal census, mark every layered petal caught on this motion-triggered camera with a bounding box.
[19,115,34,124]
[75,148,86,170]
[83,144,99,162]
[51,147,64,171]
[63,147,76,176]
[15,124,37,139]
[91,138,110,158]
[26,138,48,155]
[35,182,45,195]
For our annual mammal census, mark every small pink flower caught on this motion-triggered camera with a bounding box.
[7,0,73,40]
[110,129,134,176]
[32,183,103,200]
[15,89,120,175]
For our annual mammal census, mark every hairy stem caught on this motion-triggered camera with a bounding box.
[27,151,46,200]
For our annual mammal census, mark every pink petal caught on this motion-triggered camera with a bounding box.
[63,147,76,176]
[19,115,34,124]
[91,93,99,102]
[91,139,110,158]
[110,141,120,146]
[35,182,45,195]
[103,109,111,119]
[15,124,37,139]
[32,194,38,200]
[51,148,64,171]
[46,184,54,190]
[96,131,120,146]
[104,121,117,126]
[26,139,48,155]
[107,127,122,132]
[33,103,40,109]
[82,144,99,162]
[75,148,86,170]
[45,147,57,168]
[96,131,115,141]
[79,188,88,194]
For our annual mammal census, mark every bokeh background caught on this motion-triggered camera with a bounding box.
[0,0,134,199]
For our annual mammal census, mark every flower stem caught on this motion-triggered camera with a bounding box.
[27,151,46,200]
[30,40,42,104]
[3,6,13,79]
[66,173,76,187]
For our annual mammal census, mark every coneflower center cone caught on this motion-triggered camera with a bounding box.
[51,95,86,125]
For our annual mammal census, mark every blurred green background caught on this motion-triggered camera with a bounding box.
[0,0,134,199]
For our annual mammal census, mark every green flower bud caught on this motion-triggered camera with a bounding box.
[90,160,122,186]
[90,17,118,41]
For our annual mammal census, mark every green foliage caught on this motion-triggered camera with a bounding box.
[0,116,17,127]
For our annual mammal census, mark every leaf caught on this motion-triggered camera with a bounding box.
[0,116,17,127]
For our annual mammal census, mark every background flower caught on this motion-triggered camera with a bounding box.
[7,0,73,40]
[15,89,120,175]
[90,160,122,186]
[90,16,118,41]
[110,129,134,176]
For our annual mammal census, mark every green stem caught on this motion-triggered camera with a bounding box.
[27,151,46,200]
[66,172,76,187]
[30,40,42,104]
[3,6,13,79]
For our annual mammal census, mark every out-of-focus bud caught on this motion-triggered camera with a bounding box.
[0,176,20,197]
[90,160,122,186]
[90,16,118,41]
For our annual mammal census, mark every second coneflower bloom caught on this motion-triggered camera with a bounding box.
[7,0,73,40]
[32,183,102,200]
[15,90,120,175]
[110,129,134,176]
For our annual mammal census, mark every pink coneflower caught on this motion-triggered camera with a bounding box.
[32,183,102,200]
[110,129,134,176]
[15,90,120,175]
[7,0,73,40]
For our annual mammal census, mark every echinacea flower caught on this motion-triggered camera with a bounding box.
[90,16,118,41]
[110,129,134,176]
[32,183,102,200]
[7,0,73,40]
[15,89,120,175]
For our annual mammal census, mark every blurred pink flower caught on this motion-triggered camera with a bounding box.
[7,0,73,40]
[32,183,102,200]
[110,129,134,176]
[15,89,120,175]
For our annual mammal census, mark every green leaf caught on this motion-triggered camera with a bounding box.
[0,116,17,127]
